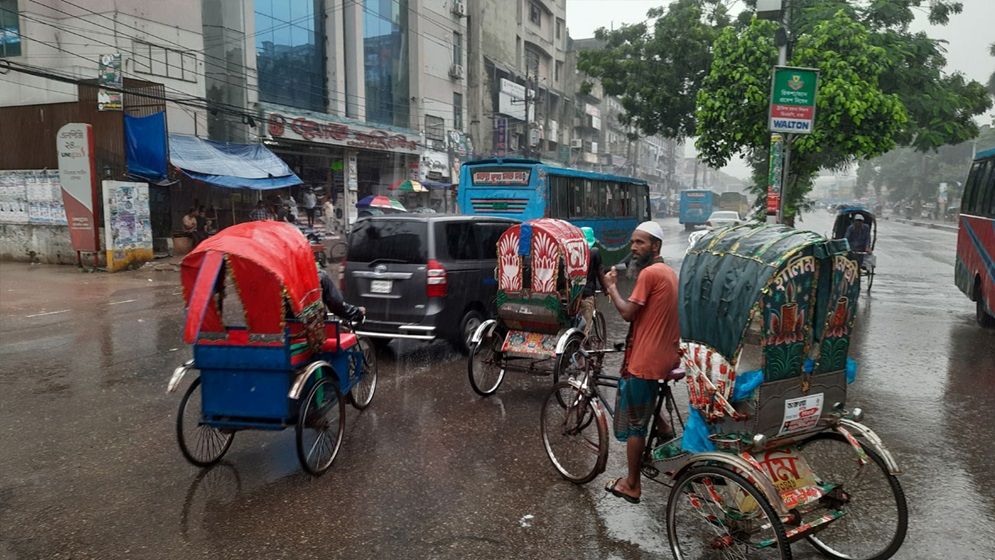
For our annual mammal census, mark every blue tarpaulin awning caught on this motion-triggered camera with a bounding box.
[125,113,168,182]
[168,134,301,190]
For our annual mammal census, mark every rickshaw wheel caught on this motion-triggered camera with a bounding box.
[296,378,346,476]
[540,382,607,484]
[349,338,378,410]
[468,327,505,396]
[797,432,908,560]
[176,377,235,468]
[667,465,791,560]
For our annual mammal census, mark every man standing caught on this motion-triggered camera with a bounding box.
[303,187,318,228]
[578,226,605,339]
[602,221,681,504]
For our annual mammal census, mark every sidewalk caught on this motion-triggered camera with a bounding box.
[879,214,959,232]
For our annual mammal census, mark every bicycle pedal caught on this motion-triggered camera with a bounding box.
[641,464,660,479]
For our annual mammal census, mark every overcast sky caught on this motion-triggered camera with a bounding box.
[566,0,995,179]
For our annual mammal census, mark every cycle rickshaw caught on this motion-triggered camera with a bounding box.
[542,223,907,560]
[166,221,378,476]
[467,218,602,396]
[832,206,876,291]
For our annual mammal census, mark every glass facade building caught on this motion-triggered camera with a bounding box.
[363,0,409,127]
[255,0,326,112]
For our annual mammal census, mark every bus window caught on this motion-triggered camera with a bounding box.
[963,160,985,214]
[548,175,568,218]
[570,178,585,218]
[584,179,599,217]
[634,185,649,221]
[977,160,994,216]
[593,181,607,216]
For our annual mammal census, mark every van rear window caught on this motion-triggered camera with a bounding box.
[348,220,427,263]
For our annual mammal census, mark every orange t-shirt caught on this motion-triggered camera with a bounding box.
[622,262,681,380]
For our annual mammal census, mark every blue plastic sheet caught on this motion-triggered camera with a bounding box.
[124,112,167,181]
[169,134,301,190]
[680,408,717,453]
[518,224,533,256]
[731,368,764,402]
[846,357,858,383]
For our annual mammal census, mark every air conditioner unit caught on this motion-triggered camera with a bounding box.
[449,63,465,79]
[451,0,466,17]
[570,139,583,149]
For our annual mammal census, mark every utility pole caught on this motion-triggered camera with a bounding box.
[523,73,532,159]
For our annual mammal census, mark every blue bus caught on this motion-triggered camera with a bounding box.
[679,189,717,230]
[457,158,650,264]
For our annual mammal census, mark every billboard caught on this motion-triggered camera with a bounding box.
[56,124,100,252]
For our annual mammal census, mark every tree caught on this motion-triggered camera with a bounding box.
[577,0,731,140]
[988,42,995,97]
[696,12,908,223]
[579,0,992,221]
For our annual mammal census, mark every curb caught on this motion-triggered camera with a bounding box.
[880,216,958,233]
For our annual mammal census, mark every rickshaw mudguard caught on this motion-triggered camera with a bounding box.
[837,418,902,475]
[671,452,790,517]
[554,328,583,354]
[288,360,339,400]
[166,359,195,393]
[469,319,498,345]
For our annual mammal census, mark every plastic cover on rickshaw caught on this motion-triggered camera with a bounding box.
[495,218,589,355]
[679,224,861,450]
[180,221,325,351]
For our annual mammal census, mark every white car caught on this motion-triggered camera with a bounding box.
[706,211,741,229]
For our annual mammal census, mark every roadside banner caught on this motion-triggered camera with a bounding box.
[767,133,784,215]
[56,123,100,253]
[769,66,819,134]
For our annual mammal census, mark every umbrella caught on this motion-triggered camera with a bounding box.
[388,179,429,193]
[356,195,407,212]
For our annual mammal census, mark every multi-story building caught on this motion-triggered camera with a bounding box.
[466,0,571,162]
[0,0,470,261]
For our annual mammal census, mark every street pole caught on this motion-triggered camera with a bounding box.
[523,73,532,159]
[775,0,791,225]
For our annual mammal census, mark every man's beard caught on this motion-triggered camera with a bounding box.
[633,251,656,271]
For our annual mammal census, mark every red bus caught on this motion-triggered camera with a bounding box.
[955,146,995,327]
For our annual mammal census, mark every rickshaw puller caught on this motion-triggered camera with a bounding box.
[578,226,606,338]
[318,268,365,323]
[845,214,871,266]
[601,221,681,504]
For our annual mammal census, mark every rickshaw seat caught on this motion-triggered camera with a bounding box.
[320,333,358,353]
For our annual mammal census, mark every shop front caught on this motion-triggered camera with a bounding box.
[262,107,423,224]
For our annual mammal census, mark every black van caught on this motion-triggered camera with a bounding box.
[344,215,518,352]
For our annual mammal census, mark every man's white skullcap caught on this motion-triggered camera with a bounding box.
[635,220,664,243]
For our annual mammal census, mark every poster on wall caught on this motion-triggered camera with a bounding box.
[0,170,68,225]
[98,53,123,111]
[102,180,153,272]
[56,123,100,252]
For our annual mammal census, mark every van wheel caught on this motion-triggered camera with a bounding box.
[454,309,485,354]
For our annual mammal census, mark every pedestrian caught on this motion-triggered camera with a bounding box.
[196,205,209,239]
[303,187,318,228]
[323,196,337,234]
[250,200,269,221]
[601,220,681,505]
[578,226,605,338]
[286,192,300,224]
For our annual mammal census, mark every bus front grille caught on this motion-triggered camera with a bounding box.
[471,198,529,214]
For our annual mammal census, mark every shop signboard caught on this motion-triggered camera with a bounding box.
[97,53,123,111]
[498,78,534,122]
[56,123,100,253]
[102,181,153,272]
[266,110,422,155]
[769,66,819,134]
[421,150,449,181]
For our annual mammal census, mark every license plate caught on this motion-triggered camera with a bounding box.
[370,279,392,294]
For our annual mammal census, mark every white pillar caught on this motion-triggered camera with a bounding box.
[343,0,365,120]
[326,0,347,116]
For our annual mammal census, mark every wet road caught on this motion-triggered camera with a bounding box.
[1,214,993,559]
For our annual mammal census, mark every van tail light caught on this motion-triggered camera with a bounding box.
[426,258,447,297]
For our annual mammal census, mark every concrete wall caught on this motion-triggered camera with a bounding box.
[0,224,79,264]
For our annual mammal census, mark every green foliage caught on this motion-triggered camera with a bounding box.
[577,0,731,139]
[696,12,908,220]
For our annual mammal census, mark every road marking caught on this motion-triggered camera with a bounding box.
[109,299,137,305]
[25,309,70,318]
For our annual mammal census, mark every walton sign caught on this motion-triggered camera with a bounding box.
[769,66,819,134]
